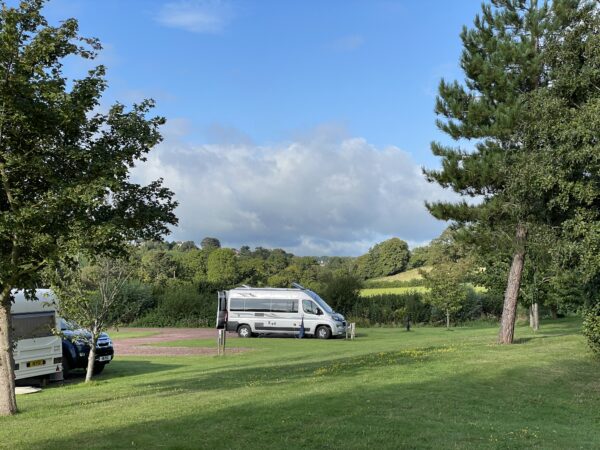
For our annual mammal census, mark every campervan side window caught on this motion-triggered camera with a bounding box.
[271,299,298,313]
[12,312,55,340]
[244,299,270,312]
[230,298,298,313]
[230,298,245,311]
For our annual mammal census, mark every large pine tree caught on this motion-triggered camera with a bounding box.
[424,0,582,344]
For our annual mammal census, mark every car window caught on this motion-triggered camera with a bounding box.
[302,300,319,315]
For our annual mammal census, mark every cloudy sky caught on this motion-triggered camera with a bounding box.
[39,0,483,255]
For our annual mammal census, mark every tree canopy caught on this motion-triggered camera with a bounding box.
[0,0,177,416]
[423,0,591,344]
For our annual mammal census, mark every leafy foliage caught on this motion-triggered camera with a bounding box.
[582,304,600,357]
[355,237,410,279]
[0,0,176,414]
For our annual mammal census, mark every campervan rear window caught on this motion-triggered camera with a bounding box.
[12,312,55,340]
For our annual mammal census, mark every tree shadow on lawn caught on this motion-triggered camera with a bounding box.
[132,345,461,398]
[53,359,184,387]
[35,356,600,450]
[513,333,575,344]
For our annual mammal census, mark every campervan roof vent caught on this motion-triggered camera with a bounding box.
[240,285,251,289]
[291,282,305,290]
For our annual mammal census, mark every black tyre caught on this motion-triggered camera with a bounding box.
[92,362,106,375]
[315,326,331,340]
[62,356,72,377]
[238,324,252,338]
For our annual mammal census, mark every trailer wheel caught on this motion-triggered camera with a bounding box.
[238,324,252,338]
[315,326,331,340]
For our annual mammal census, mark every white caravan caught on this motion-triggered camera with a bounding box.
[216,283,346,339]
[11,290,62,380]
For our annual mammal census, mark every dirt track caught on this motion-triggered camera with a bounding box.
[113,328,246,356]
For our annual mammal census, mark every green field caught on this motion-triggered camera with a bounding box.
[360,286,429,296]
[2,319,599,449]
[370,267,430,283]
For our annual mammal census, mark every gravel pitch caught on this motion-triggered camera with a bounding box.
[113,328,246,356]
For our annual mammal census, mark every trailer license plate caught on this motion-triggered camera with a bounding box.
[97,356,112,362]
[27,359,45,367]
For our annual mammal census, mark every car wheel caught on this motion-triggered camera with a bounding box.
[238,324,252,338]
[92,363,106,375]
[316,326,331,339]
[62,353,71,378]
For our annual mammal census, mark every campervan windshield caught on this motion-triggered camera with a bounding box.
[306,290,333,313]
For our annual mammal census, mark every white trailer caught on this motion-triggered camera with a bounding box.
[217,283,347,339]
[11,290,62,380]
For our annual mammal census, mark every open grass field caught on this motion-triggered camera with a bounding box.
[360,286,429,296]
[2,319,599,449]
[370,267,430,283]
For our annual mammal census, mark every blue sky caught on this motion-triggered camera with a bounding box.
[37,0,483,255]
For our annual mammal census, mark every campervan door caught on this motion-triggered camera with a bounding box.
[11,290,63,380]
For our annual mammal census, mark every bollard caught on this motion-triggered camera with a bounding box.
[217,329,226,356]
[346,323,356,340]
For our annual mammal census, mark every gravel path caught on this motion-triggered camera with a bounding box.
[113,328,246,356]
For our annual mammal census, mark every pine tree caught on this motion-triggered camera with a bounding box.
[424,0,582,344]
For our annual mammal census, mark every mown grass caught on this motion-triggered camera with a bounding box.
[108,329,161,340]
[2,319,598,449]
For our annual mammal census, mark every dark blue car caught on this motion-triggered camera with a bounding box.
[60,320,114,375]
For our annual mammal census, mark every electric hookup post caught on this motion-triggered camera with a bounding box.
[217,329,226,355]
[345,323,356,340]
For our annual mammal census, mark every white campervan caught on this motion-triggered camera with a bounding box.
[216,283,346,339]
[11,289,63,380]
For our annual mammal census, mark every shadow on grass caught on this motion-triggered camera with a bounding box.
[54,359,184,386]
[33,354,600,450]
[128,345,454,400]
[513,333,575,344]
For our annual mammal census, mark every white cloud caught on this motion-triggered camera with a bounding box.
[156,0,232,34]
[132,129,456,256]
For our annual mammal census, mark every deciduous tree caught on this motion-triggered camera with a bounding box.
[51,257,138,382]
[0,1,176,415]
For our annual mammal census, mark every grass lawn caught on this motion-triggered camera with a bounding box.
[108,329,161,340]
[2,319,599,449]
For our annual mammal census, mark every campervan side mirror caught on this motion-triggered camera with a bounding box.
[316,309,323,316]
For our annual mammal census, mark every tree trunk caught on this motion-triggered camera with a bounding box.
[498,224,527,344]
[0,289,17,416]
[532,302,539,331]
[446,309,450,329]
[85,333,97,383]
[529,306,534,328]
